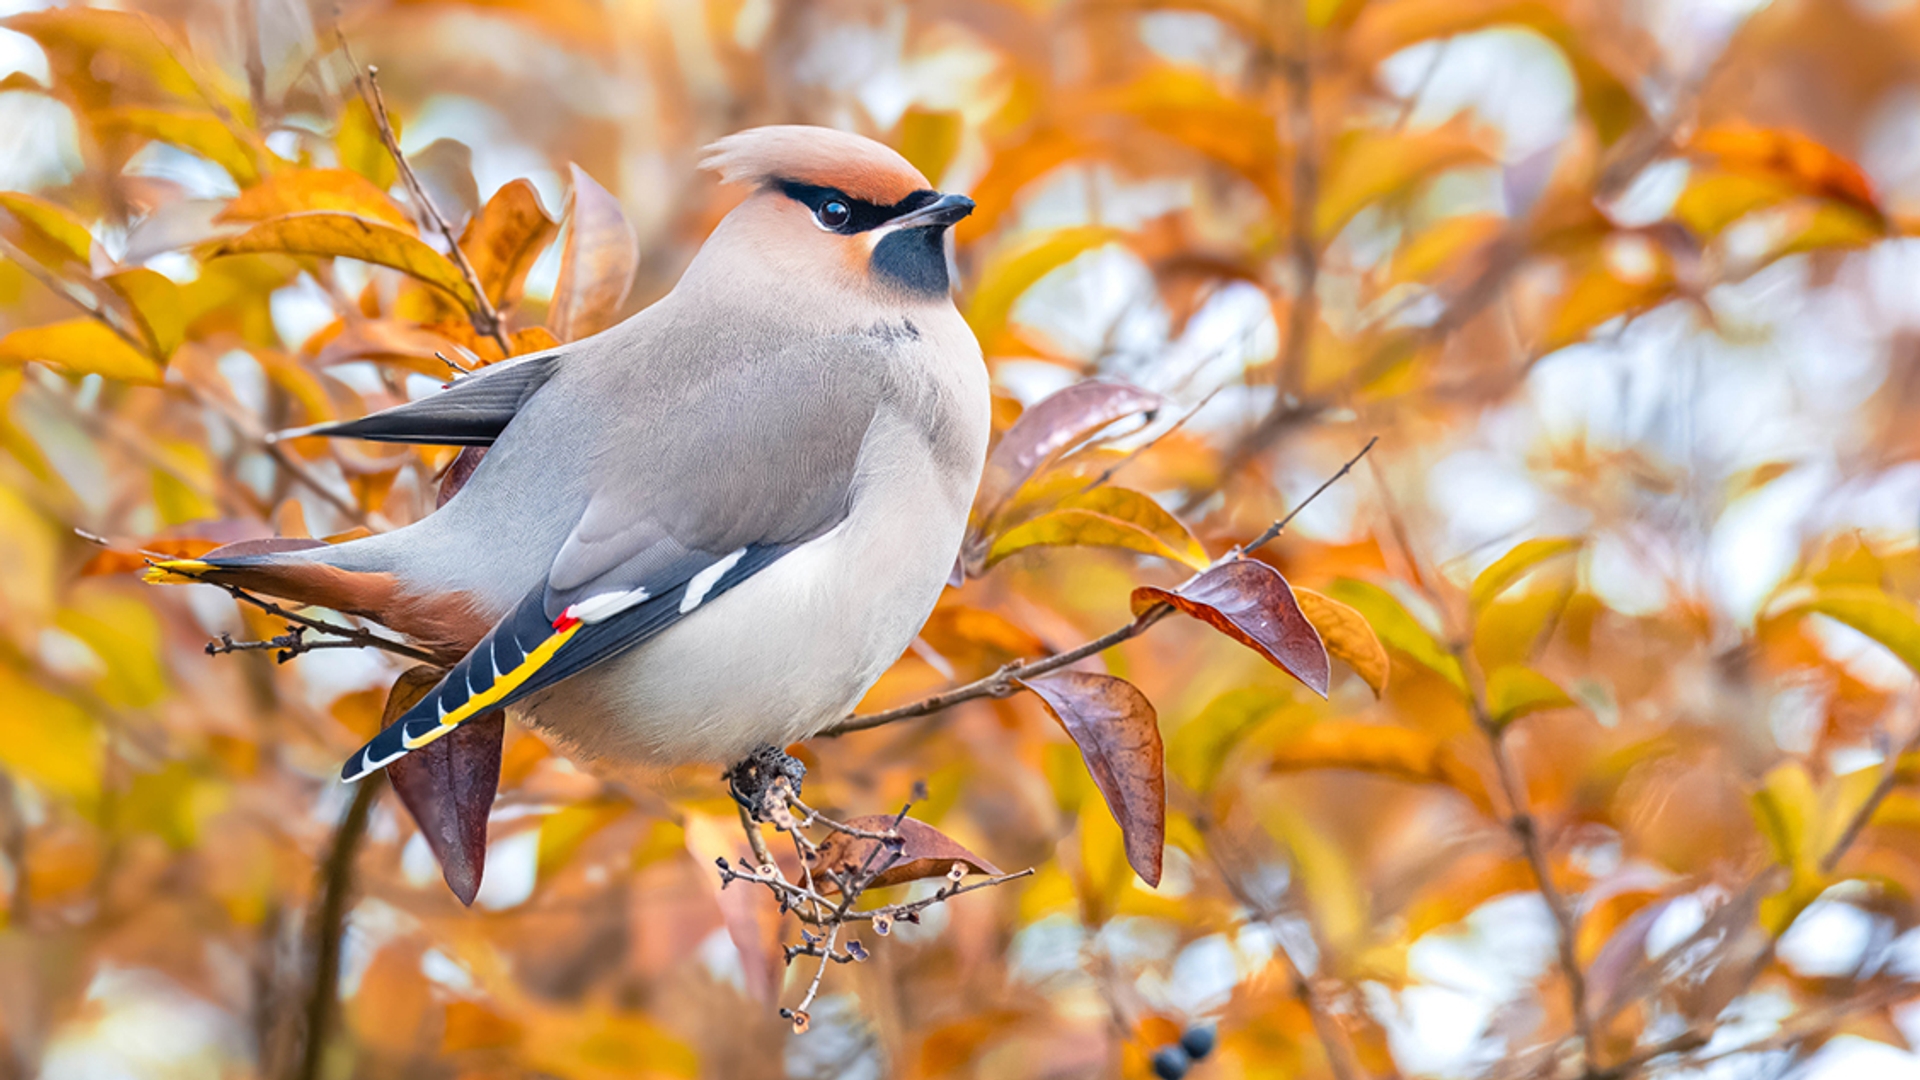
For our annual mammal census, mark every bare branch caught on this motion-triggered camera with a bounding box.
[339,37,512,355]
[192,578,438,664]
[826,436,1378,737]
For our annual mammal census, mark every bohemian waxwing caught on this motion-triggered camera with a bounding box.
[148,126,990,787]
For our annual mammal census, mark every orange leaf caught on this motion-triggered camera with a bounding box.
[1295,587,1388,696]
[1022,671,1165,886]
[205,212,481,311]
[218,168,412,229]
[1689,124,1884,226]
[462,179,558,309]
[1133,560,1331,697]
[1270,722,1493,815]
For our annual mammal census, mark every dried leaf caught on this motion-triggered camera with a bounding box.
[549,163,637,342]
[217,168,412,230]
[965,226,1122,349]
[0,318,163,384]
[1295,587,1388,696]
[1270,722,1493,815]
[986,487,1207,570]
[205,212,481,312]
[1133,560,1330,698]
[976,380,1160,521]
[1021,671,1165,886]
[384,666,504,906]
[461,178,558,309]
[808,816,1002,894]
[1470,536,1582,610]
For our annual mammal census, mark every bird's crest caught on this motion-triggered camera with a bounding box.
[700,125,930,207]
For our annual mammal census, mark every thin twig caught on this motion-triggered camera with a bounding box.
[292,776,381,1080]
[339,38,511,355]
[1820,712,1920,875]
[1081,383,1224,494]
[197,579,437,664]
[827,436,1378,737]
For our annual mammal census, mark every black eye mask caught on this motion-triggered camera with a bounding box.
[779,182,939,234]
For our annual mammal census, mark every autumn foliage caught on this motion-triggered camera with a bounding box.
[3,1,1920,1078]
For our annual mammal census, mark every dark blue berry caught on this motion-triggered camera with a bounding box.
[1151,1045,1191,1079]
[1180,1025,1216,1060]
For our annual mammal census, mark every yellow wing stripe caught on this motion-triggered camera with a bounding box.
[400,621,582,749]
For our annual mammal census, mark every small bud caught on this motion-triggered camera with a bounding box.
[790,1009,811,1034]
[946,862,967,883]
[845,940,869,962]
[910,779,930,802]
[872,914,892,936]
[1151,1045,1191,1080]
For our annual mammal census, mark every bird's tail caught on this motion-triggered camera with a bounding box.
[145,538,483,663]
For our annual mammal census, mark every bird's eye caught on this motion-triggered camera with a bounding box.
[817,200,851,229]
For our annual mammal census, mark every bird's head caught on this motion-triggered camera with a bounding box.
[699,126,974,302]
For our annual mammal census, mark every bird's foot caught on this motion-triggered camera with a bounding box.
[725,743,806,822]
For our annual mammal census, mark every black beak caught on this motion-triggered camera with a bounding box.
[891,192,975,230]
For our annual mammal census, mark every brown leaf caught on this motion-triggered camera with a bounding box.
[1133,560,1331,697]
[382,666,504,906]
[549,163,637,342]
[1020,671,1164,887]
[461,179,558,309]
[808,816,1002,895]
[976,380,1160,523]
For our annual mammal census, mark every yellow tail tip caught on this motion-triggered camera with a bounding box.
[143,558,213,584]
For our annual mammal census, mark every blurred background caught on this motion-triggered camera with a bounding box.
[3,0,1920,1077]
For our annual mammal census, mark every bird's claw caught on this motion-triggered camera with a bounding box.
[725,744,806,821]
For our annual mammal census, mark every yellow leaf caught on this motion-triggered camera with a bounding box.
[1471,536,1582,610]
[536,799,626,882]
[1258,803,1369,952]
[986,486,1207,570]
[1108,69,1281,200]
[1688,124,1883,226]
[1295,587,1388,696]
[97,107,268,187]
[1389,212,1504,285]
[102,267,184,358]
[1674,171,1798,237]
[1778,583,1920,677]
[965,226,1121,350]
[1543,259,1673,352]
[897,106,963,186]
[1750,761,1827,934]
[0,665,101,805]
[218,168,413,230]
[3,8,241,117]
[1168,685,1296,794]
[461,178,558,309]
[1472,569,1576,671]
[205,212,480,312]
[0,191,94,269]
[1485,665,1573,728]
[337,96,397,189]
[1269,721,1493,815]
[1325,578,1467,693]
[56,588,168,709]
[0,318,164,384]
[1316,122,1493,239]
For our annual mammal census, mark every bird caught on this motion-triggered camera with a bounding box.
[147,125,990,794]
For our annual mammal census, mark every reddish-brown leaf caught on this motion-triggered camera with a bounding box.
[1020,671,1165,887]
[382,666,503,906]
[807,815,1002,895]
[1133,560,1331,697]
[976,380,1160,521]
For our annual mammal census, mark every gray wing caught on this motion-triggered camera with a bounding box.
[541,331,890,617]
[338,332,893,782]
[275,350,561,446]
